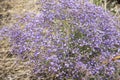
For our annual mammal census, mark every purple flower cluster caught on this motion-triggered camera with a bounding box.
[0,0,120,79]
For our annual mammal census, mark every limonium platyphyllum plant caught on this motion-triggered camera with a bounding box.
[0,0,120,79]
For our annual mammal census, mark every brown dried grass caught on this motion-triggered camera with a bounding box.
[0,0,39,80]
[0,0,40,26]
[0,39,38,80]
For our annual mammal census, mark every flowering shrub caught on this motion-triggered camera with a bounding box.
[0,0,120,79]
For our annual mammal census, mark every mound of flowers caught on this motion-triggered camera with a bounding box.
[0,0,120,79]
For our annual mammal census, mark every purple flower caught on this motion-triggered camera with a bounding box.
[0,0,120,79]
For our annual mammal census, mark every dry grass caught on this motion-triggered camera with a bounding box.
[0,39,38,80]
[0,39,30,80]
[0,0,40,80]
[0,0,40,27]
[0,0,12,26]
